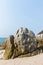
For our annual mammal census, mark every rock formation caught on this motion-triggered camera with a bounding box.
[3,35,14,59]
[3,27,37,59]
[36,30,43,47]
[13,27,37,58]
[3,28,43,60]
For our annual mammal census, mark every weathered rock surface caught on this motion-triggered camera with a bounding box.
[14,27,37,56]
[36,31,43,47]
[3,35,14,59]
[3,28,43,60]
[3,27,37,59]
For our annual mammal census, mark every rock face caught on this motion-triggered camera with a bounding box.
[3,27,37,59]
[3,35,14,60]
[36,31,43,47]
[14,27,37,56]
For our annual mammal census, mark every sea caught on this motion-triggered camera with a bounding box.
[0,38,6,44]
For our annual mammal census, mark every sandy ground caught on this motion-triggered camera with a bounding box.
[0,53,43,65]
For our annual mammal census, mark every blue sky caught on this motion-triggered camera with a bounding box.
[0,0,43,37]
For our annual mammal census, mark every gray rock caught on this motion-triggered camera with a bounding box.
[14,27,37,54]
[3,27,38,59]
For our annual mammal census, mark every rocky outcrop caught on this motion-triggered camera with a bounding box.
[3,28,43,60]
[36,31,43,47]
[3,27,37,59]
[13,27,37,58]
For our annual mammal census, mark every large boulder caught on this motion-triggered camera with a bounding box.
[3,27,37,59]
[14,27,37,56]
